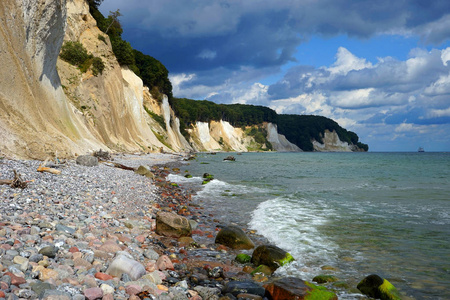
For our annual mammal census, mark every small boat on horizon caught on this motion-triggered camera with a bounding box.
[418,147,425,152]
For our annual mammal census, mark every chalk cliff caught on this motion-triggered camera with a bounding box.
[312,130,357,152]
[0,0,104,159]
[0,0,365,158]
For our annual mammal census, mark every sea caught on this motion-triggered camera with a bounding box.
[167,152,450,299]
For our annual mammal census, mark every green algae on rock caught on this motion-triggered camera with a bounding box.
[312,274,338,284]
[235,253,252,264]
[215,225,255,250]
[251,245,295,272]
[357,274,401,300]
[305,281,338,300]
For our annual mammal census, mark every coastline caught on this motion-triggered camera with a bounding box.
[0,152,355,299]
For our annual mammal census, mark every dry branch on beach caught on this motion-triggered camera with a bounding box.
[37,158,62,175]
[0,170,27,189]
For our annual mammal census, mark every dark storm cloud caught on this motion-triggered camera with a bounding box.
[101,0,450,76]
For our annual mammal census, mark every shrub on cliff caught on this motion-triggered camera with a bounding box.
[60,41,105,77]
[60,41,91,67]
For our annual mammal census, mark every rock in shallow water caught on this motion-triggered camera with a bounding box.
[251,245,294,272]
[263,277,337,300]
[215,225,255,250]
[357,274,401,300]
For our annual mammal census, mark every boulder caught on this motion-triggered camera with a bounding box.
[215,225,255,250]
[76,155,98,167]
[357,274,401,300]
[263,277,337,300]
[135,165,155,178]
[251,245,294,272]
[106,254,146,281]
[156,211,192,238]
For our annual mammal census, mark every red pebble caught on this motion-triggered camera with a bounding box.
[4,272,26,286]
[69,246,80,253]
[0,291,5,298]
[94,272,113,281]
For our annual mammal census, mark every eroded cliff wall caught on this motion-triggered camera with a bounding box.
[0,0,104,159]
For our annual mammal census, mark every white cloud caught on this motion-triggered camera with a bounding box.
[328,47,372,75]
[427,107,450,118]
[441,47,450,66]
[395,122,415,133]
[198,49,217,60]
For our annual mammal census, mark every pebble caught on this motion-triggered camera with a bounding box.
[0,154,279,300]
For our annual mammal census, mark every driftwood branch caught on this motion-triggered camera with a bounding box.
[103,161,136,171]
[0,170,27,189]
[37,158,61,175]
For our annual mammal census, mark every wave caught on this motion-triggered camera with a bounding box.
[248,196,341,280]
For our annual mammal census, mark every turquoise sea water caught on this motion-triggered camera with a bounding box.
[168,152,450,299]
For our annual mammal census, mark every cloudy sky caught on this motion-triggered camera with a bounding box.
[100,0,450,151]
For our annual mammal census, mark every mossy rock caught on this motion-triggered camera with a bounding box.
[203,173,214,180]
[170,182,179,187]
[264,277,337,300]
[332,281,349,289]
[251,245,295,272]
[305,281,338,300]
[235,253,252,264]
[215,225,255,250]
[312,275,338,284]
[184,174,193,178]
[357,274,401,300]
[202,180,209,185]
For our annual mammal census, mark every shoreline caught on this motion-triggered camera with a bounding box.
[0,153,346,299]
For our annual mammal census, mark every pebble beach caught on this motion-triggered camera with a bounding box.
[0,153,281,300]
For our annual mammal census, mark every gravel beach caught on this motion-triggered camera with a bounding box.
[0,153,275,300]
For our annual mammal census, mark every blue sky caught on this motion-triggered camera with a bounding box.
[100,0,450,151]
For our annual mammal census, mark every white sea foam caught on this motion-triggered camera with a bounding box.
[249,196,340,280]
[167,173,203,184]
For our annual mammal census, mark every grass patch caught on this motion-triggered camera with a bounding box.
[144,106,166,130]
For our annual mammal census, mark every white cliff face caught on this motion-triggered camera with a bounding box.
[312,130,352,152]
[0,0,104,158]
[160,96,192,152]
[265,123,302,152]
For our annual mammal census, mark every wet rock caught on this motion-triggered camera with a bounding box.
[313,274,338,284]
[215,225,255,250]
[223,281,265,297]
[76,155,98,167]
[237,294,262,300]
[251,245,294,272]
[357,274,401,300]
[156,211,192,238]
[263,277,337,300]
[106,254,146,281]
